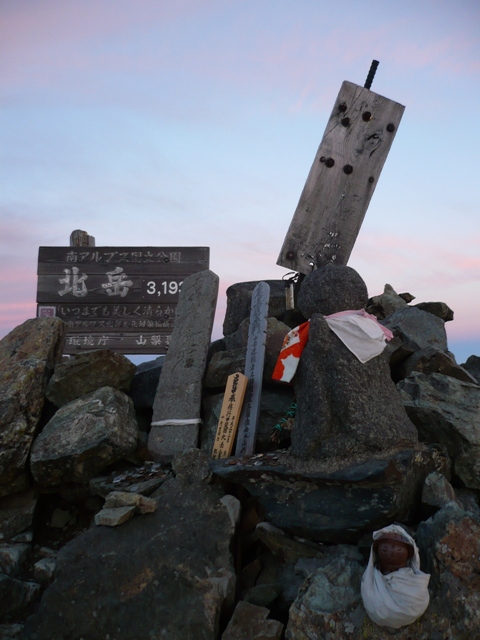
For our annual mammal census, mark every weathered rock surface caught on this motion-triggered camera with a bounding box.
[221,601,284,640]
[0,318,65,495]
[0,574,41,617]
[94,505,136,526]
[286,553,364,639]
[223,281,287,336]
[366,283,409,319]
[204,348,247,388]
[149,270,219,462]
[292,313,418,458]
[398,347,477,384]
[23,451,238,640]
[414,301,454,322]
[421,471,455,517]
[30,386,138,486]
[45,349,136,407]
[382,306,448,361]
[0,491,38,541]
[461,354,480,383]
[103,490,157,514]
[415,502,480,636]
[212,445,449,543]
[205,318,290,389]
[399,372,480,488]
[0,543,29,576]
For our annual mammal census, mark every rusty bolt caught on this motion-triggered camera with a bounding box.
[339,103,347,112]
[362,111,372,122]
[343,164,353,175]
[286,251,295,261]
[341,117,350,127]
[368,176,375,183]
[386,123,395,132]
[325,157,335,168]
[319,156,326,163]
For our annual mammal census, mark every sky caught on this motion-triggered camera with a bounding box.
[1,0,479,365]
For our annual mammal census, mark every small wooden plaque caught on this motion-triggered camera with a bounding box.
[212,372,248,459]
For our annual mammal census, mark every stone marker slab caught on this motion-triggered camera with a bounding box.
[277,80,404,274]
[212,372,248,459]
[148,269,219,462]
[235,282,270,456]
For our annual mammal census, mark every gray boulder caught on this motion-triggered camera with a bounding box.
[421,471,456,517]
[414,301,454,322]
[23,451,238,640]
[223,280,287,336]
[0,574,41,617]
[286,554,364,640]
[205,317,290,389]
[204,349,246,389]
[416,502,480,636]
[399,372,480,489]
[398,347,477,384]
[0,318,65,496]
[46,349,136,407]
[222,601,284,640]
[382,306,448,363]
[461,354,480,383]
[30,387,138,486]
[0,490,37,541]
[366,283,409,319]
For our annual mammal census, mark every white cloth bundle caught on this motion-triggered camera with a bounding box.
[361,525,430,629]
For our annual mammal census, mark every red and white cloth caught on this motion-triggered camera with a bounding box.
[272,309,393,383]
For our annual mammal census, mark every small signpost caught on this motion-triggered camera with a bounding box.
[277,69,404,274]
[36,245,209,354]
[212,372,248,459]
[235,282,270,457]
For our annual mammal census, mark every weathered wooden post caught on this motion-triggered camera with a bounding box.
[277,63,404,274]
[70,230,95,247]
[234,282,270,457]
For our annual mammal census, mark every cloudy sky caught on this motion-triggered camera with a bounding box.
[1,0,479,364]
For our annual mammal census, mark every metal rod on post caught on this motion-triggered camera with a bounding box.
[364,60,379,90]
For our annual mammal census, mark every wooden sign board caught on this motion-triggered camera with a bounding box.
[212,372,248,459]
[277,81,405,274]
[36,246,209,354]
[235,282,270,457]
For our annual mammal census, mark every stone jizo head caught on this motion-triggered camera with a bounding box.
[297,264,368,318]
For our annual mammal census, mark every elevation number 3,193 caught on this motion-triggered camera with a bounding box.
[144,279,184,297]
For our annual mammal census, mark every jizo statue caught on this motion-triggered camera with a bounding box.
[373,531,414,574]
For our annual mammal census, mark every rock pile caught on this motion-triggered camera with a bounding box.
[0,273,479,639]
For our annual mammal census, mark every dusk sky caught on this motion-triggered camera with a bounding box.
[1,0,479,364]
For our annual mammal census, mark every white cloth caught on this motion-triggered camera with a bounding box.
[325,310,392,364]
[361,525,430,629]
